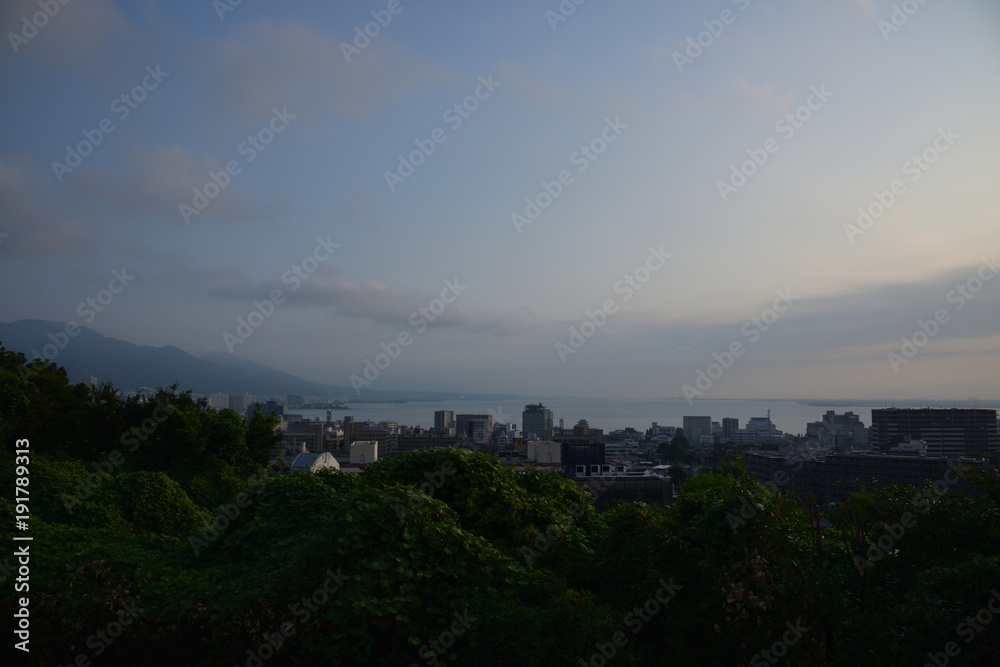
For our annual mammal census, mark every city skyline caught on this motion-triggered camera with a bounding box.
[2,0,999,400]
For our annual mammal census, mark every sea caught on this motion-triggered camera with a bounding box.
[286,397,1000,437]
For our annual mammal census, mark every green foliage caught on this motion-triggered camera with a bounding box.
[3,355,1000,665]
[71,471,210,538]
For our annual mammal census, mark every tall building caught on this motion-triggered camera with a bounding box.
[434,410,455,432]
[683,416,712,442]
[806,411,869,449]
[870,408,999,457]
[722,418,739,441]
[522,403,553,439]
[456,414,493,444]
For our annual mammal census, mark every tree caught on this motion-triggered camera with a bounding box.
[667,463,686,487]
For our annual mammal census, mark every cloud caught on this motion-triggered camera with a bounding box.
[196,19,454,123]
[0,0,161,89]
[847,0,876,13]
[736,79,795,113]
[209,273,532,336]
[0,154,98,253]
[679,79,794,113]
[494,62,578,113]
[70,144,294,225]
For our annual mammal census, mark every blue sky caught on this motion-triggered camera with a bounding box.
[1,0,998,400]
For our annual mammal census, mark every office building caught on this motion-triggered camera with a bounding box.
[722,418,739,441]
[434,410,455,433]
[806,411,868,449]
[455,414,493,444]
[870,408,998,457]
[522,404,553,440]
[683,416,712,442]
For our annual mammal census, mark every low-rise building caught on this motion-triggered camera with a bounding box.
[290,451,340,473]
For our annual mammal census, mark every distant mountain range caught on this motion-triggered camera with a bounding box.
[0,320,511,401]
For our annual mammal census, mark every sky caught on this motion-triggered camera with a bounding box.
[1,0,998,401]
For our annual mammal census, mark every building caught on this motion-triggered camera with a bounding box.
[744,450,993,505]
[280,420,325,453]
[562,442,606,478]
[257,400,284,418]
[228,393,253,412]
[522,403,554,440]
[722,418,739,441]
[870,408,999,457]
[806,411,869,449]
[342,416,389,457]
[350,440,378,465]
[434,410,455,433]
[492,422,518,448]
[553,419,604,445]
[290,451,340,473]
[455,414,493,444]
[209,393,229,410]
[683,416,712,442]
[527,441,562,465]
[396,432,463,453]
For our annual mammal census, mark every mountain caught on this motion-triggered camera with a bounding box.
[0,320,354,397]
[0,320,526,402]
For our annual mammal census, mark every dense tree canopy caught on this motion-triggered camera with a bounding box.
[1,347,998,665]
